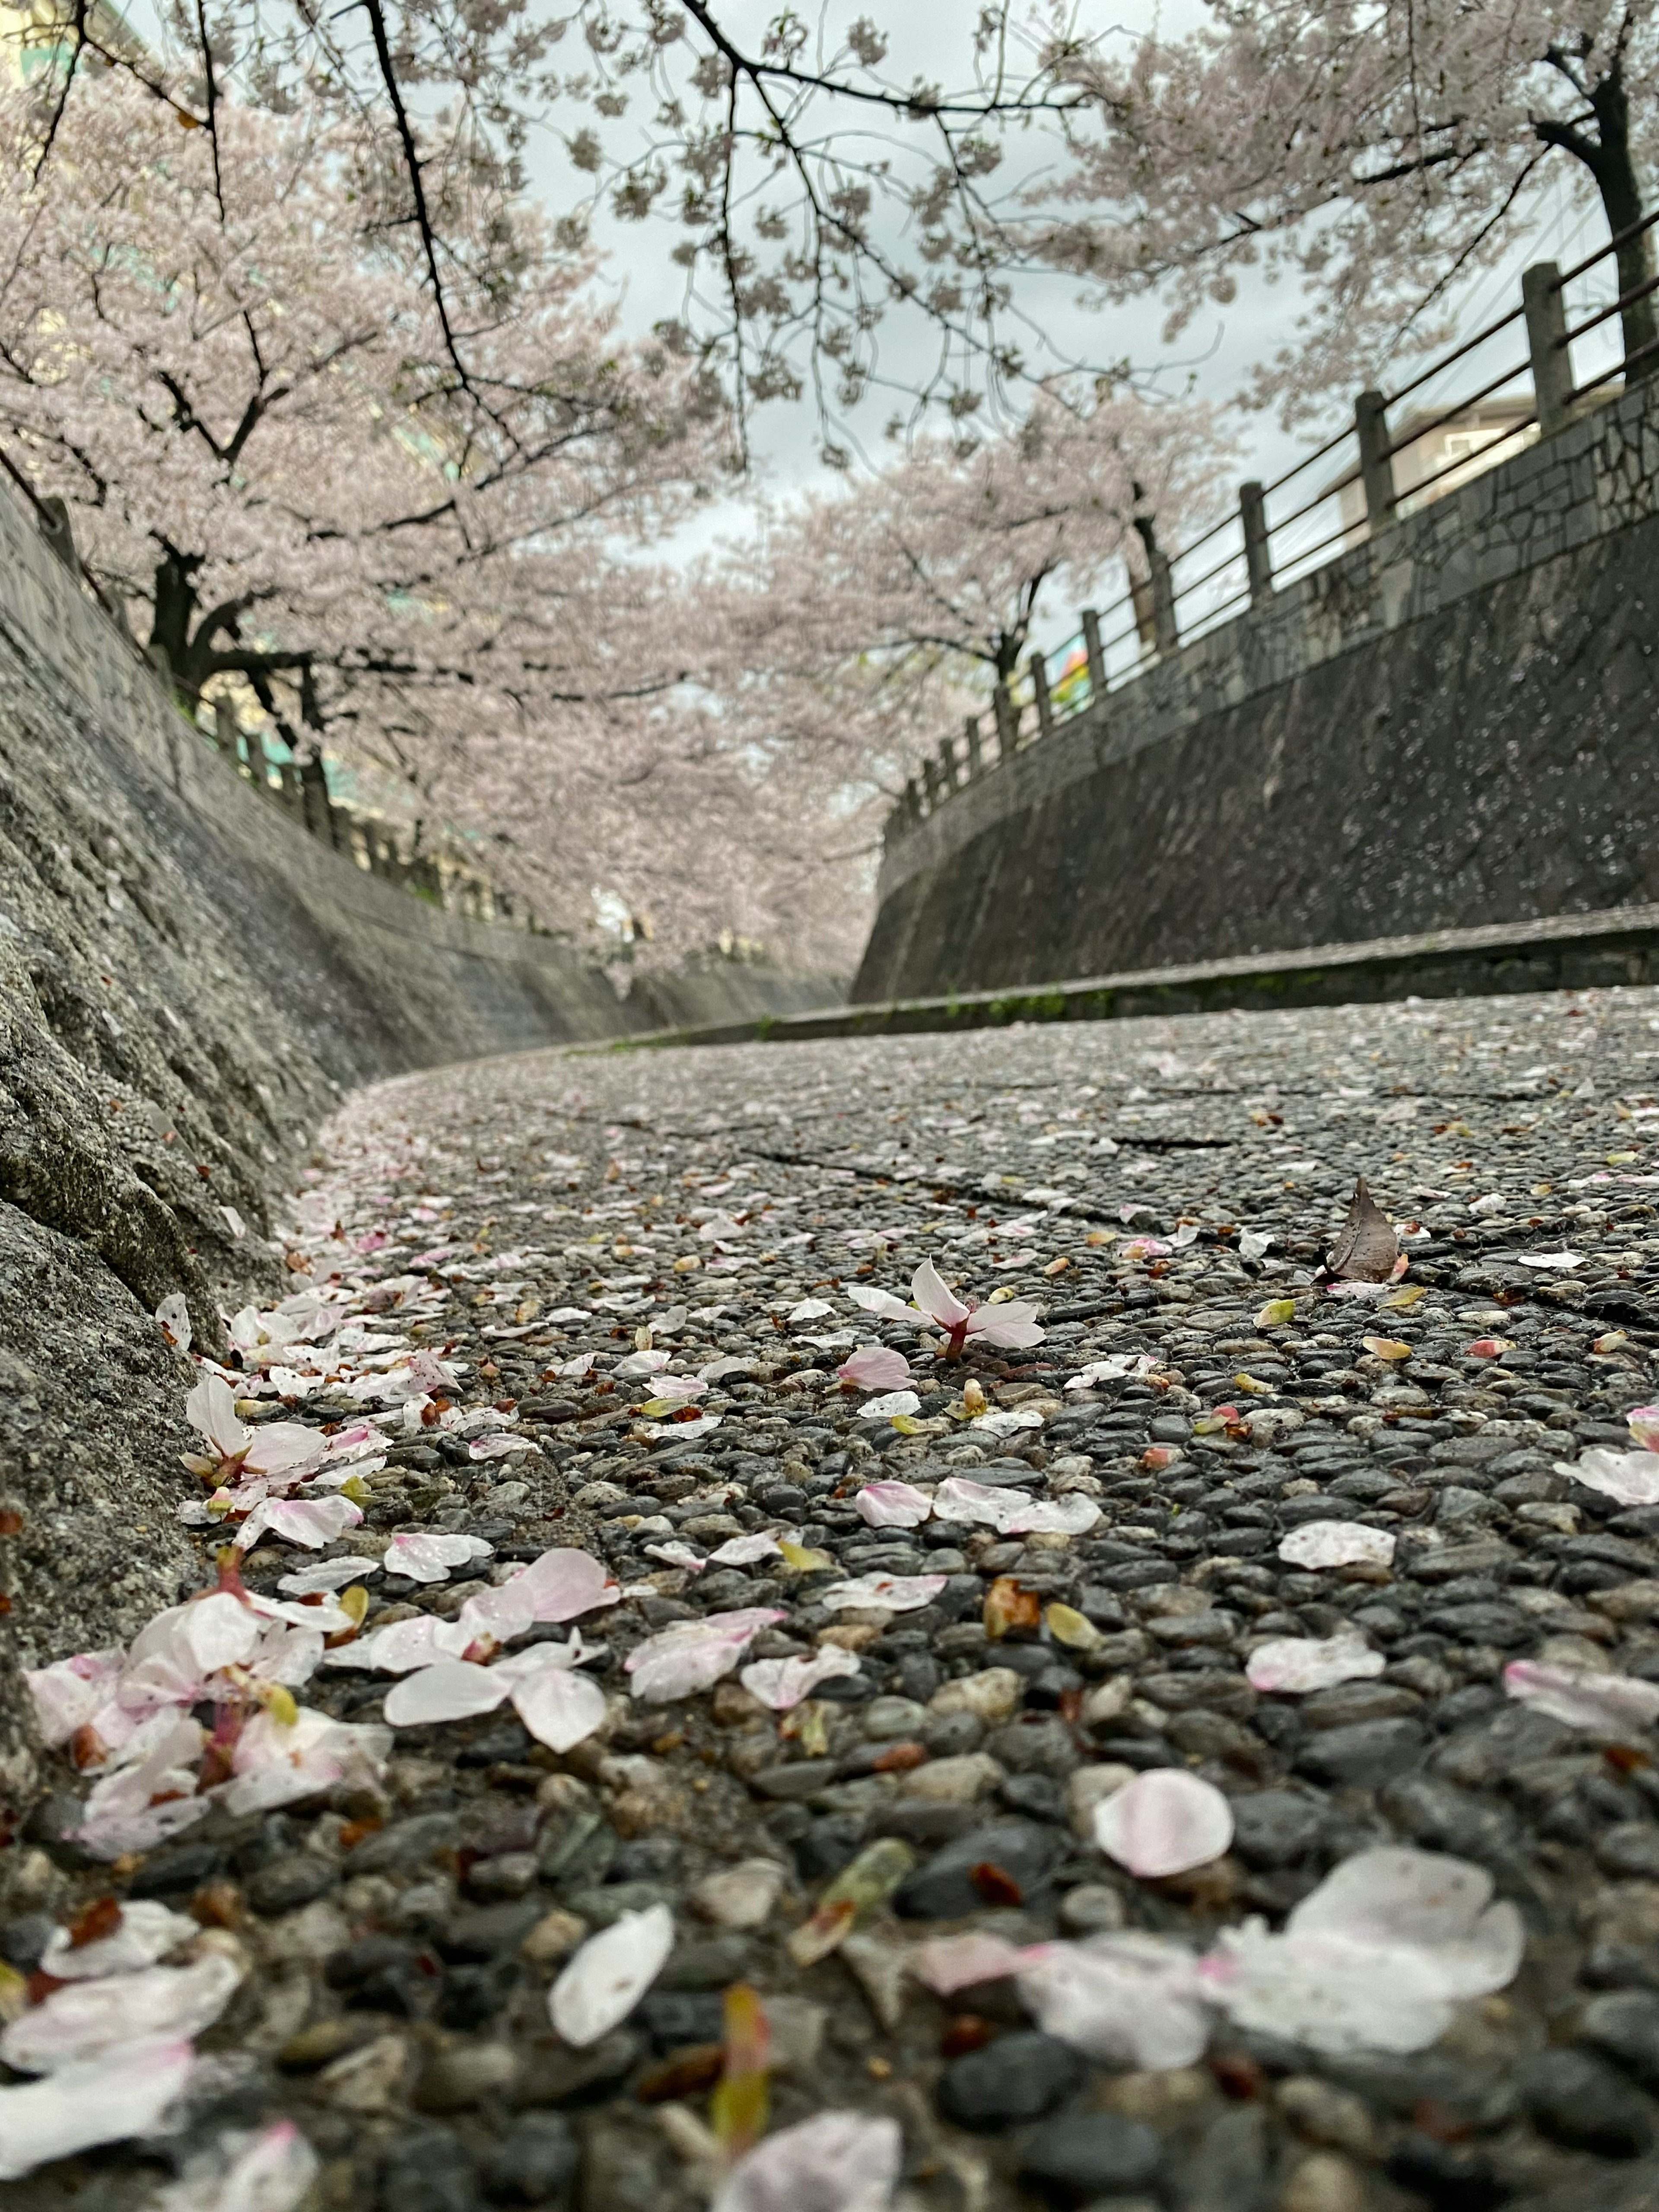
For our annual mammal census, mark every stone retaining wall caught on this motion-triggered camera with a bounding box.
[855,374,1659,1003]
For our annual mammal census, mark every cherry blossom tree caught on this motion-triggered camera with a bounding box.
[0,75,722,796]
[702,385,1221,819]
[1034,0,1659,414]
[5,1,1113,444]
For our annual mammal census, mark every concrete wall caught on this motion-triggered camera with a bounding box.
[855,374,1659,1003]
[0,476,834,1804]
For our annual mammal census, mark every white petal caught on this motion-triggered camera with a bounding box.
[740,1646,861,1711]
[0,1954,243,2073]
[1246,1635,1385,1694]
[1094,1769,1234,1878]
[1017,1932,1210,2069]
[549,1905,675,2047]
[1277,1521,1395,1570]
[854,1481,932,1529]
[819,1574,946,1614]
[384,1661,511,1726]
[511,1667,608,1753]
[39,1901,198,1981]
[712,2111,903,2212]
[911,1259,970,1329]
[1561,1448,1659,1507]
[0,2039,197,2180]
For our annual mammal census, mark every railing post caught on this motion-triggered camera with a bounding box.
[937,733,959,792]
[1028,650,1055,740]
[1239,481,1273,604]
[992,680,1018,756]
[1523,262,1574,437]
[1081,608,1106,701]
[921,755,940,810]
[213,696,236,756]
[902,776,921,826]
[1148,550,1179,655]
[963,714,982,779]
[1355,389,1395,529]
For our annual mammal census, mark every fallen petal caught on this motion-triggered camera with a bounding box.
[711,2110,903,2212]
[0,2039,197,2180]
[1094,1768,1234,1879]
[550,1905,675,2047]
[1277,1521,1395,1570]
[1246,1635,1386,1694]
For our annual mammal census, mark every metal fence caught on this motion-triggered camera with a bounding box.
[894,212,1659,833]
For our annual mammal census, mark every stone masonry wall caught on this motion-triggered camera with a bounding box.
[855,374,1659,1004]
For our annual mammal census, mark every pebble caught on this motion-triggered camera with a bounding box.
[31,988,1659,2203]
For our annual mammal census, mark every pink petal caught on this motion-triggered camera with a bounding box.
[550,1905,674,2047]
[914,1931,1026,1994]
[1504,1659,1659,1733]
[624,1609,785,1703]
[964,1301,1045,1349]
[933,1477,1027,1532]
[711,2111,903,2212]
[1630,1405,1659,1451]
[510,1548,621,1623]
[837,1346,914,1392]
[185,1375,248,1460]
[854,1481,932,1529]
[1094,1768,1234,1878]
[237,1497,363,1551]
[846,1284,913,1321]
[26,1651,123,1746]
[911,1259,971,1329]
[384,1661,510,1726]
[0,2040,197,2180]
[739,1645,861,1710]
[220,1709,389,1815]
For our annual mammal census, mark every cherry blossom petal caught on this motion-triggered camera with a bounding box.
[1201,1847,1523,2054]
[508,1548,620,1623]
[837,1346,914,1392]
[39,1902,198,1981]
[1628,1405,1659,1451]
[788,1298,835,1322]
[911,1259,970,1329]
[624,1609,785,1702]
[549,1904,675,2047]
[334,1614,470,1674]
[236,1497,364,1551]
[708,1532,782,1566]
[383,1661,510,1726]
[383,1531,496,1583]
[845,1285,913,1321]
[854,1481,932,1529]
[1017,1933,1210,2069]
[276,1556,382,1595]
[242,1424,326,1481]
[644,1541,708,1573]
[963,1300,1045,1349]
[1503,1659,1659,1733]
[219,1709,390,1815]
[1094,1768,1234,1878]
[0,2040,197,2180]
[1246,1634,1386,1694]
[932,1476,1027,1530]
[1560,1448,1659,1507]
[740,1645,861,1710]
[185,1376,249,1461]
[152,2118,319,2212]
[509,1665,609,1753]
[0,1953,244,2072]
[819,1573,947,1613]
[26,1650,124,1746]
[711,2111,903,2212]
[1004,1494,1101,1535]
[1277,1521,1396,1570]
[913,1931,1026,1994]
[858,1389,921,1421]
[76,1719,209,1858]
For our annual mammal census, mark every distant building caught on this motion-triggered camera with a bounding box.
[1335,393,1543,543]
[1,0,145,85]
